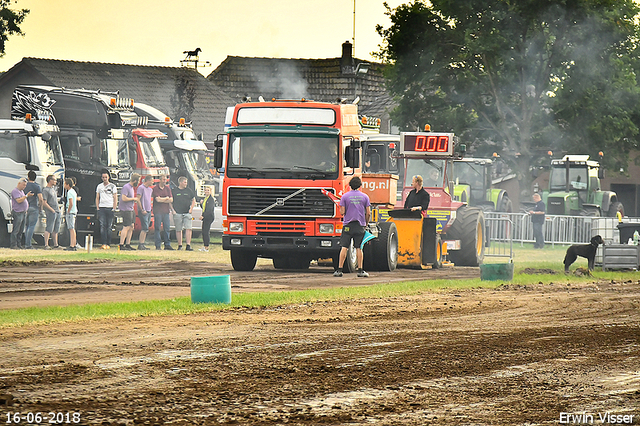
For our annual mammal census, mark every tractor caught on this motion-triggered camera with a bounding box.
[452,157,513,212]
[545,155,623,217]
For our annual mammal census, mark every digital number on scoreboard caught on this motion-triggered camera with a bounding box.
[400,132,454,156]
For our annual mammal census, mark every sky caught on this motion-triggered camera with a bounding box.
[0,0,406,75]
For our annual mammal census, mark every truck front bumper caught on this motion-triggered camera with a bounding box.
[222,235,341,258]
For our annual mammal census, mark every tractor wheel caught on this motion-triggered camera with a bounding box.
[0,215,9,248]
[343,241,359,273]
[332,242,358,273]
[580,207,601,217]
[446,206,485,266]
[499,195,513,213]
[231,250,257,271]
[369,221,398,271]
[607,201,624,218]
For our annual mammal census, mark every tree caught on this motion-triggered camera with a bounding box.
[170,69,197,122]
[376,0,640,188]
[0,0,29,57]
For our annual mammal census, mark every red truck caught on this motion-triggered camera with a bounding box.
[212,99,398,272]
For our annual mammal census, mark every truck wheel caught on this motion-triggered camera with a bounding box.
[272,257,289,269]
[607,201,624,218]
[344,241,359,273]
[231,250,257,271]
[432,236,443,269]
[446,207,485,266]
[0,215,9,248]
[369,221,398,271]
[288,256,310,270]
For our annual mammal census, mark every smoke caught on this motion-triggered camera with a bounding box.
[255,60,309,100]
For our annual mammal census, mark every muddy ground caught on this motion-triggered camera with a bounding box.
[1,261,639,425]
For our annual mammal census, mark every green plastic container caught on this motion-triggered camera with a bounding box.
[190,275,232,304]
[479,262,514,281]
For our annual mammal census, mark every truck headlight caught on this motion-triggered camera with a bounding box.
[229,222,244,232]
[319,223,334,234]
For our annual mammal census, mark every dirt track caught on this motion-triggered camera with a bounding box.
[1,261,639,425]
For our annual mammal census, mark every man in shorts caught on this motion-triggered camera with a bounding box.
[172,176,196,251]
[118,173,141,251]
[334,176,371,277]
[42,175,61,249]
[136,175,154,250]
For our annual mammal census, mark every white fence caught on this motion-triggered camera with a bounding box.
[484,213,640,246]
[485,216,513,261]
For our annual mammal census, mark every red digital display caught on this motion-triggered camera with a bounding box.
[400,132,454,156]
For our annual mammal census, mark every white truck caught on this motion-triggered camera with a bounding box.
[0,116,64,247]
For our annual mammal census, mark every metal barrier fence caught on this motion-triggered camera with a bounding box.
[485,216,513,261]
[484,213,640,246]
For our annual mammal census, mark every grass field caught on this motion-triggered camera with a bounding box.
[0,240,637,328]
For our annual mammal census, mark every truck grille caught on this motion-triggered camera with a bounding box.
[228,187,335,217]
[547,198,565,215]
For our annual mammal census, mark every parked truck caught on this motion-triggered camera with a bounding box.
[545,154,623,217]
[0,115,64,247]
[212,99,398,272]
[11,85,147,243]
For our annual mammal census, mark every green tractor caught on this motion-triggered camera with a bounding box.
[545,155,623,217]
[451,157,513,212]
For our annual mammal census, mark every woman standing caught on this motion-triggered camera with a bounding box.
[199,186,215,252]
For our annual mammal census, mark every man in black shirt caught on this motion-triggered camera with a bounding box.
[529,193,546,249]
[404,175,430,213]
[172,176,196,251]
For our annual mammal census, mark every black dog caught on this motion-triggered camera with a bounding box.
[563,235,605,272]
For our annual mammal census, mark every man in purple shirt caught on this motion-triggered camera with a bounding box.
[136,175,154,250]
[10,178,31,249]
[334,176,371,277]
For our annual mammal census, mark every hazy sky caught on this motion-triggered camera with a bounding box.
[0,0,405,75]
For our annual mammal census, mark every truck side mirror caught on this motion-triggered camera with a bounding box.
[598,168,605,179]
[79,145,91,163]
[345,139,361,169]
[213,135,224,169]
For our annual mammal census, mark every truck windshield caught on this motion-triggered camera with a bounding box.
[138,137,166,167]
[405,159,446,188]
[182,151,198,174]
[550,166,588,192]
[35,134,64,166]
[227,134,339,179]
[105,139,130,168]
[0,131,29,163]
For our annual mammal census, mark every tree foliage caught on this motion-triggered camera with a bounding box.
[376,0,640,179]
[0,0,28,57]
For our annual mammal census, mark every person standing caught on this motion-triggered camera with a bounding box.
[199,186,215,252]
[529,193,546,249]
[404,175,430,213]
[24,170,43,249]
[118,173,141,251]
[152,174,174,250]
[334,176,371,277]
[42,175,61,249]
[136,175,154,250]
[96,171,117,249]
[172,176,196,251]
[10,178,31,249]
[64,178,78,251]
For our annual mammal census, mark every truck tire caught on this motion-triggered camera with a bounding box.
[231,250,257,271]
[446,206,485,266]
[272,257,289,269]
[333,242,359,273]
[607,201,624,218]
[273,256,310,270]
[369,221,398,271]
[0,215,9,248]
